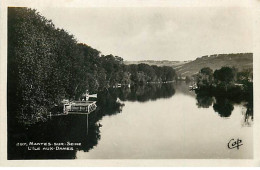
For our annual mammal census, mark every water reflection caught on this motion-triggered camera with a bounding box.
[213,98,234,118]
[8,82,253,159]
[242,100,253,127]
[76,82,253,159]
[196,92,214,108]
[194,83,253,125]
[8,83,176,159]
[118,83,175,102]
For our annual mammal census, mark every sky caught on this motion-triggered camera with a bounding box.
[36,7,253,61]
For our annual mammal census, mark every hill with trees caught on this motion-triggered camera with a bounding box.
[124,60,190,67]
[174,53,253,77]
[125,53,253,79]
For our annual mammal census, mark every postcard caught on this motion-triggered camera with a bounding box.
[0,0,259,167]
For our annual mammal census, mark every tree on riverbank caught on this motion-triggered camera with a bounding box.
[195,66,253,118]
[8,7,177,122]
[213,67,236,91]
[196,67,213,88]
[196,66,252,91]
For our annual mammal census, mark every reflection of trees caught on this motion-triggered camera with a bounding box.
[8,84,175,159]
[118,83,175,102]
[195,80,253,120]
[196,92,214,108]
[213,98,234,117]
[95,89,124,116]
[242,96,253,127]
[8,88,123,159]
[8,114,101,159]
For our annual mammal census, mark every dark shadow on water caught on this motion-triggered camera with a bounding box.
[8,83,176,159]
[213,98,234,118]
[118,83,175,102]
[195,91,214,108]
[194,83,253,122]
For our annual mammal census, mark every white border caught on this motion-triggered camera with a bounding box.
[0,0,259,167]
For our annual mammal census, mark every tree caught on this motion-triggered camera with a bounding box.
[213,67,235,91]
[237,68,253,83]
[200,67,213,76]
[196,67,213,88]
[8,7,179,123]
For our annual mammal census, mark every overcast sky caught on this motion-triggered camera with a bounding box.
[36,7,252,61]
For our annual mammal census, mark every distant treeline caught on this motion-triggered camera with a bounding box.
[8,8,176,118]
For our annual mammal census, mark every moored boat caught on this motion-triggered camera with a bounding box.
[189,84,198,91]
[63,101,97,114]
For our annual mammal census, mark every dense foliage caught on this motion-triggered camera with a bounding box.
[195,66,253,119]
[196,66,253,90]
[8,8,177,120]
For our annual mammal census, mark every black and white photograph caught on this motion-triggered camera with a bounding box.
[1,0,260,166]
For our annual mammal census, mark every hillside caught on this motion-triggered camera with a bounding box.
[176,53,253,77]
[124,60,190,67]
[125,53,253,77]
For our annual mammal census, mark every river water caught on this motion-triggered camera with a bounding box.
[8,82,253,159]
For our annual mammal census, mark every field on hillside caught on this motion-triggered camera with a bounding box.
[124,53,253,77]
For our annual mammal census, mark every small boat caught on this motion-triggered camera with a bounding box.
[189,84,198,91]
[113,84,122,88]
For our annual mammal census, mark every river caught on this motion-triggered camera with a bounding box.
[8,82,253,159]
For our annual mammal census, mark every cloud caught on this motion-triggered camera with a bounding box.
[37,7,253,61]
